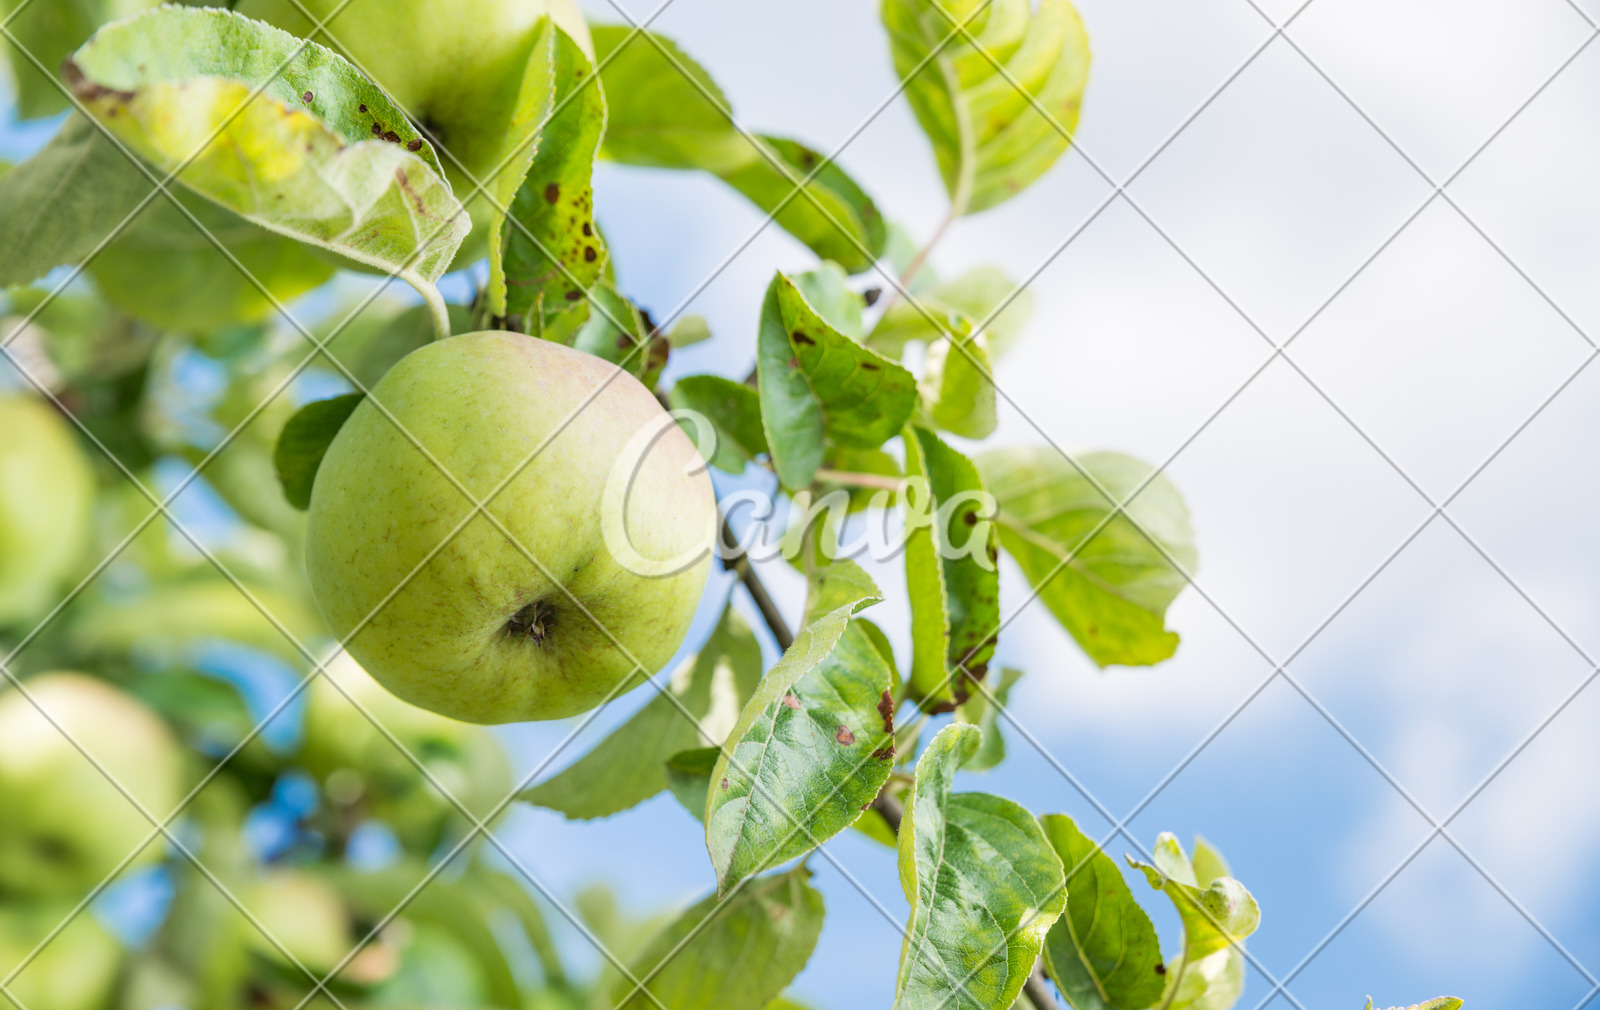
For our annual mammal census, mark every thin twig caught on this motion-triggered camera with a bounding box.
[1021,963,1058,1009]
[721,514,794,651]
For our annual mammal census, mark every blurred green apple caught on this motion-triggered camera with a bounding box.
[241,870,352,975]
[0,395,94,626]
[304,332,716,724]
[300,653,510,846]
[237,0,593,256]
[0,901,122,1010]
[0,673,183,899]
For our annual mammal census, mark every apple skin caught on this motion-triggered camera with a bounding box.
[0,396,94,626]
[0,673,184,899]
[242,870,353,975]
[0,901,122,1010]
[304,332,716,724]
[237,0,593,255]
[299,653,511,845]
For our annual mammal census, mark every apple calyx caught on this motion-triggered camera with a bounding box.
[506,600,555,646]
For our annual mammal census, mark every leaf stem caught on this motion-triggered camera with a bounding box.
[419,282,453,341]
[721,512,794,651]
[882,203,959,316]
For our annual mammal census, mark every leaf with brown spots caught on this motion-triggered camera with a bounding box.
[757,272,916,491]
[705,565,893,894]
[903,427,1001,710]
[63,6,466,301]
[495,20,608,332]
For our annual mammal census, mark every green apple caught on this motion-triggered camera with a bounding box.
[305,332,716,724]
[241,870,352,975]
[0,673,184,898]
[0,395,95,627]
[299,653,510,845]
[237,0,593,255]
[0,900,122,1010]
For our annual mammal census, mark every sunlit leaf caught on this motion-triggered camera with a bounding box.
[977,448,1195,667]
[706,569,893,894]
[869,265,1034,360]
[757,272,916,490]
[904,427,999,709]
[495,21,608,332]
[894,723,1065,1010]
[594,26,886,272]
[792,261,866,341]
[611,866,825,1010]
[1364,999,1464,1010]
[1038,813,1165,1010]
[67,7,469,307]
[522,606,763,820]
[717,137,888,274]
[919,324,997,440]
[883,0,1091,214]
[953,667,1020,772]
[1129,834,1260,1010]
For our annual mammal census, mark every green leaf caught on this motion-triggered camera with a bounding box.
[804,557,885,625]
[521,606,763,820]
[883,0,1092,215]
[668,374,768,473]
[1191,835,1231,890]
[611,866,825,1010]
[792,261,866,341]
[67,7,469,302]
[706,572,894,894]
[669,315,712,348]
[0,115,148,288]
[716,136,888,274]
[91,189,337,332]
[903,427,1000,709]
[757,272,917,490]
[1038,814,1165,1010]
[953,667,1021,772]
[274,393,365,510]
[592,25,751,172]
[894,724,1065,1010]
[977,448,1196,668]
[869,265,1035,360]
[0,0,162,120]
[494,21,608,332]
[920,323,998,440]
[1364,1000,1464,1010]
[593,26,886,272]
[1129,834,1260,1010]
[665,746,721,822]
[568,282,669,387]
[0,115,338,330]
